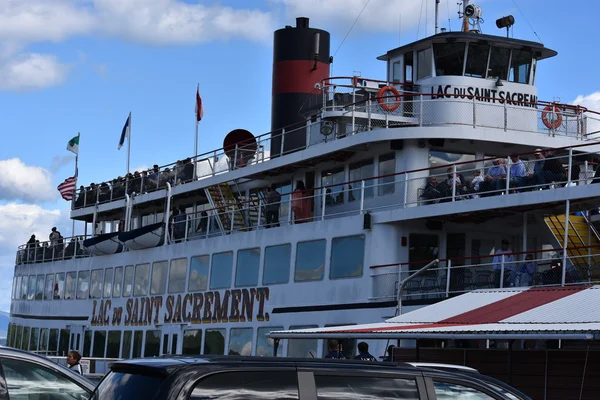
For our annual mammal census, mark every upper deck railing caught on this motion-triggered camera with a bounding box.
[70,76,600,210]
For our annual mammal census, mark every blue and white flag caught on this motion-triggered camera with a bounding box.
[118,113,131,150]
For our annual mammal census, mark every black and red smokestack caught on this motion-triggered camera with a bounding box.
[271,17,330,157]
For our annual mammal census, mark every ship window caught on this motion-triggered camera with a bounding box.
[77,270,90,299]
[509,49,532,84]
[409,233,439,272]
[122,331,132,358]
[81,330,90,357]
[182,329,202,355]
[104,268,114,298]
[90,269,104,299]
[393,61,403,82]
[30,328,39,352]
[256,326,284,357]
[123,265,134,297]
[465,42,490,78]
[189,255,209,292]
[11,277,16,300]
[39,328,48,353]
[54,272,64,300]
[113,267,123,298]
[417,47,433,80]
[144,330,160,357]
[49,329,58,354]
[65,272,76,300]
[150,261,168,295]
[14,326,22,349]
[22,327,30,351]
[263,244,291,285]
[210,252,233,290]
[169,258,187,294]
[35,275,44,300]
[433,42,466,76]
[93,331,106,357]
[134,263,150,297]
[378,153,396,195]
[27,275,35,300]
[132,331,143,358]
[235,248,260,287]
[428,151,476,175]
[228,328,253,356]
[107,331,121,358]
[487,46,510,81]
[15,276,21,300]
[20,275,28,300]
[44,273,54,300]
[287,325,318,357]
[295,239,326,282]
[204,328,226,355]
[349,160,374,201]
[322,167,345,205]
[330,235,365,279]
[58,329,69,355]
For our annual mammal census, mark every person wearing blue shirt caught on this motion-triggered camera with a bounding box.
[509,154,528,190]
[324,339,345,359]
[353,342,377,361]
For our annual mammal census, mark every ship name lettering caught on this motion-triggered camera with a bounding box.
[430,85,538,108]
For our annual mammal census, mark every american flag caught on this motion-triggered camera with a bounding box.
[57,176,77,201]
[195,85,204,122]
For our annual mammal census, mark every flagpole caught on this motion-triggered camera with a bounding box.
[125,112,132,195]
[72,132,80,239]
[194,84,199,180]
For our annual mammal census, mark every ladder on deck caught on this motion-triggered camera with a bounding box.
[204,183,263,234]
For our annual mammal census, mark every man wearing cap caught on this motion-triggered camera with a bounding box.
[528,149,545,187]
[49,227,61,246]
[493,239,515,287]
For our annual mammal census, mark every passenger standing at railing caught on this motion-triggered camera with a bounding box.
[291,180,312,223]
[265,186,281,228]
[492,239,515,287]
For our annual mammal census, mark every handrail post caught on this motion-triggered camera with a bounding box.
[233,144,238,170]
[503,101,508,131]
[351,86,356,133]
[257,197,263,229]
[360,180,365,214]
[419,94,424,127]
[230,210,235,233]
[403,172,408,207]
[321,188,326,221]
[451,165,457,202]
[206,213,211,239]
[472,96,476,128]
[499,255,505,288]
[505,156,511,195]
[446,260,452,297]
[562,199,571,286]
[280,128,285,156]
[288,194,293,225]
[396,259,439,316]
[184,214,189,242]
[367,100,372,130]
[567,147,573,186]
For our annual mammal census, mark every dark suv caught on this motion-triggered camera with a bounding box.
[92,356,529,400]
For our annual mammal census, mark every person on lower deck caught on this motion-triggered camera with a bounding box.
[354,342,377,361]
[67,351,83,375]
[324,339,345,359]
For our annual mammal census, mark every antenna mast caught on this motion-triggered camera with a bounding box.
[435,0,441,34]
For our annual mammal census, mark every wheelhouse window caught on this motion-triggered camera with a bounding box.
[204,328,226,355]
[263,244,291,285]
[465,42,490,78]
[330,235,365,279]
[433,42,466,76]
[235,248,260,287]
[123,265,134,297]
[150,261,168,295]
[295,239,326,282]
[256,326,284,357]
[168,258,187,294]
[54,272,64,300]
[90,269,104,299]
[228,328,253,356]
[103,268,114,298]
[509,49,532,84]
[77,270,90,299]
[210,252,233,289]
[134,263,150,296]
[378,153,396,195]
[113,267,123,297]
[417,47,433,80]
[349,159,374,201]
[487,46,510,80]
[182,329,202,355]
[189,255,209,292]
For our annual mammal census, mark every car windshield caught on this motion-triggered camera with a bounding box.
[92,371,165,400]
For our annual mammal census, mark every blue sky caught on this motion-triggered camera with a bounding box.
[0,0,599,312]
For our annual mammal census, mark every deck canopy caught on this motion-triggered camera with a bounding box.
[269,286,600,341]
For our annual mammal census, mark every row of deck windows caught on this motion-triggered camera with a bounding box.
[6,324,327,359]
[12,235,365,300]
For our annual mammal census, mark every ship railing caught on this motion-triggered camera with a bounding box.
[166,143,600,243]
[15,234,92,265]
[369,244,600,301]
[320,76,600,140]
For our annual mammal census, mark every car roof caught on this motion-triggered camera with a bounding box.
[406,362,479,373]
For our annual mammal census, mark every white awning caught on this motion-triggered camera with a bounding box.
[269,286,600,341]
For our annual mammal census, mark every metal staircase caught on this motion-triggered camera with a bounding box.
[204,183,259,234]
[544,213,600,278]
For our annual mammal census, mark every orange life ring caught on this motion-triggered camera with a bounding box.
[541,104,563,129]
[377,86,401,112]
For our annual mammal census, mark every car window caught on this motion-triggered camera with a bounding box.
[433,381,496,399]
[93,371,164,400]
[2,357,91,400]
[314,374,420,399]
[190,371,298,399]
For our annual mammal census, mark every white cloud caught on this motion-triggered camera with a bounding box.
[572,92,600,112]
[49,155,76,174]
[0,53,70,91]
[0,158,56,202]
[279,0,423,34]
[0,256,14,312]
[0,203,62,252]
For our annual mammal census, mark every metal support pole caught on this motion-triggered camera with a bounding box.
[451,165,457,201]
[522,212,528,260]
[561,199,571,286]
[567,147,573,186]
[396,259,439,316]
[321,188,326,221]
[359,180,365,214]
